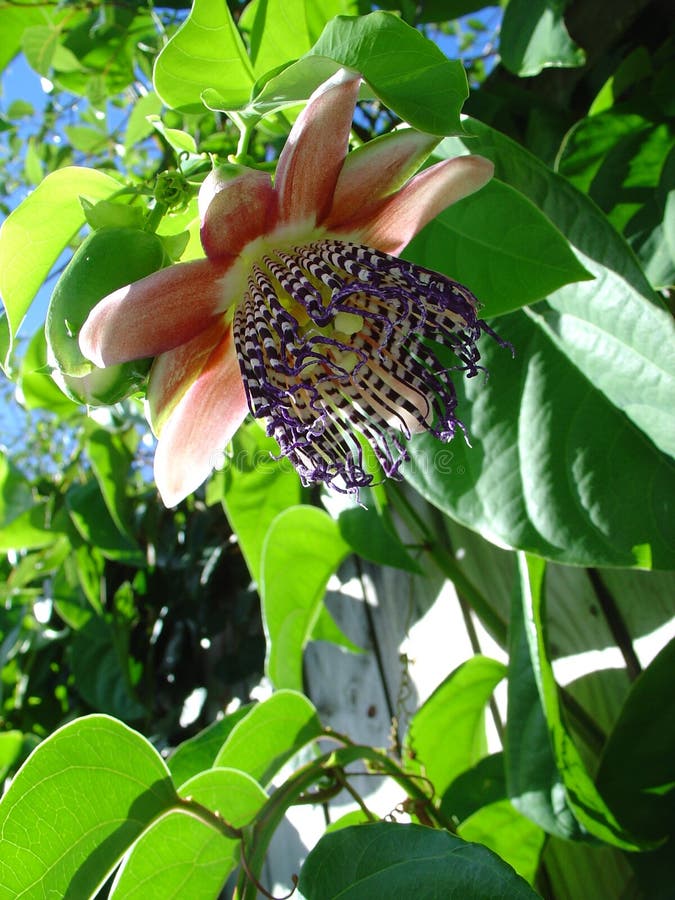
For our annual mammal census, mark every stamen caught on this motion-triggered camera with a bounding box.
[232,238,504,494]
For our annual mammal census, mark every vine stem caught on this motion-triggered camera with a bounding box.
[233,740,456,900]
[229,112,255,164]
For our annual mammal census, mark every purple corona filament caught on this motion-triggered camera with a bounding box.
[232,239,498,494]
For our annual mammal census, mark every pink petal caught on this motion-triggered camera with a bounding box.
[149,323,249,506]
[79,257,234,368]
[199,166,278,260]
[275,68,361,227]
[336,155,495,255]
[325,129,440,227]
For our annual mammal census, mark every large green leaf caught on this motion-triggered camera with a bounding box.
[437,121,675,460]
[500,0,585,77]
[513,554,643,850]
[241,0,357,77]
[0,166,122,370]
[595,637,675,841]
[404,656,506,798]
[0,715,176,898]
[109,809,233,900]
[405,178,592,317]
[112,769,267,898]
[214,690,322,786]
[298,822,540,899]
[260,505,355,690]
[245,12,468,135]
[153,0,254,113]
[405,311,675,568]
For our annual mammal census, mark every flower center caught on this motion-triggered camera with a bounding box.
[232,238,493,493]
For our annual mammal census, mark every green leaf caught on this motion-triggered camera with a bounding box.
[22,24,59,76]
[113,769,267,899]
[440,753,507,823]
[404,302,675,570]
[0,731,23,782]
[110,809,234,900]
[298,822,540,899]
[152,0,254,113]
[438,120,675,460]
[459,800,546,886]
[219,420,302,584]
[214,690,322,785]
[166,705,253,787]
[405,178,592,317]
[500,0,586,77]
[241,0,358,79]
[260,505,352,690]
[0,715,177,898]
[148,114,198,155]
[0,454,34,528]
[506,556,582,840]
[178,767,267,822]
[86,427,137,539]
[69,615,146,721]
[0,502,62,552]
[246,12,468,135]
[514,554,644,849]
[66,480,143,563]
[338,502,422,573]
[596,637,675,841]
[124,91,164,151]
[0,6,47,72]
[404,656,506,798]
[18,327,81,415]
[81,198,146,232]
[0,166,122,369]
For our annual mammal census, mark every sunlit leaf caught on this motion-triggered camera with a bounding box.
[0,166,122,369]
[459,800,546,886]
[241,0,357,77]
[153,0,254,113]
[243,12,468,135]
[404,656,506,798]
[110,809,234,900]
[214,690,322,785]
[260,505,353,690]
[112,769,266,898]
[0,715,176,898]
